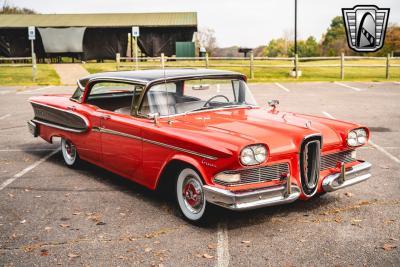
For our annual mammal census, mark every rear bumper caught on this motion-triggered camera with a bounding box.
[322,161,371,192]
[203,184,301,211]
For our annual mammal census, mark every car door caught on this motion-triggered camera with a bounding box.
[86,81,144,180]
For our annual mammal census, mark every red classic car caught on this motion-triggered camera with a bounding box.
[28,69,371,222]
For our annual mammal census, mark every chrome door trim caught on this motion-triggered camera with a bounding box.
[94,127,217,160]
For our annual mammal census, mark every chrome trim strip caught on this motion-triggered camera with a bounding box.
[203,185,301,211]
[322,161,371,192]
[96,127,217,160]
[32,119,86,133]
[29,101,90,127]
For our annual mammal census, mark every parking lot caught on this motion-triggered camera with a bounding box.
[0,81,399,266]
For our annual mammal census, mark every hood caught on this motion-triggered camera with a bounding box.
[167,107,359,156]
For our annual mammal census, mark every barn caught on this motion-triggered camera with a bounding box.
[0,12,197,60]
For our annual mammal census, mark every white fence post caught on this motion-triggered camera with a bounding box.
[386,53,390,79]
[161,53,165,69]
[250,51,254,79]
[340,52,345,80]
[205,53,209,69]
[32,52,36,81]
[116,53,120,71]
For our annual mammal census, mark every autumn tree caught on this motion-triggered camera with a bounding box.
[0,0,36,14]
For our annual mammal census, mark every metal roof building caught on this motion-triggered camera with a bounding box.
[0,12,197,60]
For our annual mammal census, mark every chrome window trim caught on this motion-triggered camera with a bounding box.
[94,127,217,160]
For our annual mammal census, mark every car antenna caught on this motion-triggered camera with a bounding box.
[162,53,169,118]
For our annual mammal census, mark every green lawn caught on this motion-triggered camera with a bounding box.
[0,65,60,86]
[83,59,400,83]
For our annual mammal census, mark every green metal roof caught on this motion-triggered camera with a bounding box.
[0,12,197,28]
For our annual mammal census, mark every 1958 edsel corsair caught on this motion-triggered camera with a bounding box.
[28,69,372,222]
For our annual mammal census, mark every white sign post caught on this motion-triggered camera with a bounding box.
[28,26,36,81]
[132,26,140,70]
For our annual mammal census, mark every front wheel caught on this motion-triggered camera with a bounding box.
[176,168,207,222]
[61,138,79,167]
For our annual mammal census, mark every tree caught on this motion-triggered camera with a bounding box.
[195,27,217,56]
[0,0,36,14]
[263,38,288,57]
[374,24,400,56]
[320,16,350,56]
[288,36,320,57]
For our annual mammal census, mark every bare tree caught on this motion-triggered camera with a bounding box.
[195,27,218,55]
[1,0,36,14]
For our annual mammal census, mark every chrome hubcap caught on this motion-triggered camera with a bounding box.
[182,176,204,214]
[64,141,76,161]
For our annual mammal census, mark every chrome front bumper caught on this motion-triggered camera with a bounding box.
[322,161,372,192]
[203,184,301,211]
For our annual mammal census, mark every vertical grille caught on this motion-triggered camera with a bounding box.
[299,136,321,196]
[214,163,289,187]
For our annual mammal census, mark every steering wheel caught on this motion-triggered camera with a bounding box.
[203,95,230,107]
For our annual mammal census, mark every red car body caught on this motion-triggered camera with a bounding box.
[28,69,371,221]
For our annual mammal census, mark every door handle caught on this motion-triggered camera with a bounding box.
[100,114,111,120]
[67,105,76,111]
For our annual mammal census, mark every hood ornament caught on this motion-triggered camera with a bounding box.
[268,100,279,110]
[305,121,312,128]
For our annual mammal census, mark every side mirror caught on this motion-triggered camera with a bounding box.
[268,100,279,109]
[148,112,160,126]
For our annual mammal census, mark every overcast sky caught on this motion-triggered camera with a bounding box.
[7,0,400,47]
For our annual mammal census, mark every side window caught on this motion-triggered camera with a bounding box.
[71,87,84,102]
[85,82,138,114]
[139,83,177,116]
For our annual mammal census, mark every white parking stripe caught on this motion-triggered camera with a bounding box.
[17,85,56,95]
[395,82,400,85]
[0,149,59,191]
[322,111,335,119]
[334,82,362,92]
[0,114,11,120]
[0,90,12,95]
[274,82,290,92]
[369,140,400,164]
[216,223,230,267]
[321,111,400,164]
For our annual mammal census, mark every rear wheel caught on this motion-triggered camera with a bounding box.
[61,138,79,167]
[176,168,207,222]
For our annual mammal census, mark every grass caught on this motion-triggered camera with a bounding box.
[83,59,400,83]
[0,65,60,86]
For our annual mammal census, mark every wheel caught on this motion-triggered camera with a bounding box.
[176,168,207,222]
[61,138,79,167]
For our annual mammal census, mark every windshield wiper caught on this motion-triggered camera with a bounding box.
[185,106,215,114]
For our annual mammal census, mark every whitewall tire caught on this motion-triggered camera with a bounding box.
[61,138,79,167]
[176,168,207,222]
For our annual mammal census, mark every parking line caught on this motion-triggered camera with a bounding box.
[17,85,55,95]
[0,114,11,120]
[395,82,400,85]
[274,82,290,92]
[0,149,60,191]
[322,111,335,119]
[369,140,400,164]
[334,82,362,92]
[322,111,400,164]
[216,223,230,267]
[0,90,12,95]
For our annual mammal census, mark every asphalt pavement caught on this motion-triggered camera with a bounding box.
[0,81,399,266]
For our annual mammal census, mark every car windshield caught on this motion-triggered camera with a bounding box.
[139,79,258,116]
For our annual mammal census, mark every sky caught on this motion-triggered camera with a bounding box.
[7,0,400,47]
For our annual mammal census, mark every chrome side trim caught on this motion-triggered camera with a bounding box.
[96,127,217,160]
[32,119,86,133]
[203,184,301,211]
[29,101,90,127]
[322,161,372,192]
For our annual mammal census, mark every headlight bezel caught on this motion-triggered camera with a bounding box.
[239,144,268,166]
[347,128,368,147]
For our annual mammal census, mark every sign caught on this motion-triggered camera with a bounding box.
[342,5,390,52]
[132,26,140,37]
[28,26,36,40]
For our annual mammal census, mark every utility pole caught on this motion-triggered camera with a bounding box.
[294,0,299,78]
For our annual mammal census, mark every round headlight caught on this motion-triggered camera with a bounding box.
[347,131,358,146]
[347,128,368,147]
[240,144,267,165]
[355,128,367,145]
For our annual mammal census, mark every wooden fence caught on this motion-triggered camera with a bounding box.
[0,55,37,81]
[116,52,400,80]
